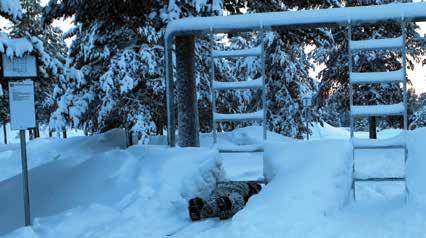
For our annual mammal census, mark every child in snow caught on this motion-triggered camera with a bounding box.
[188,181,262,221]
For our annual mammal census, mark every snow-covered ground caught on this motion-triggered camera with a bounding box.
[0,124,425,237]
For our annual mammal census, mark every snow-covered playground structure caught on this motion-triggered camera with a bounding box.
[164,2,426,147]
[164,2,426,200]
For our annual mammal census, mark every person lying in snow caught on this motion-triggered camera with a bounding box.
[188,181,262,221]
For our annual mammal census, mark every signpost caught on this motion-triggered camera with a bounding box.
[2,53,37,227]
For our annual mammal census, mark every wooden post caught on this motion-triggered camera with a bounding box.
[175,35,200,147]
[28,129,34,140]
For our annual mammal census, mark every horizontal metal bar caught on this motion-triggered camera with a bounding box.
[213,78,263,90]
[166,3,426,39]
[212,46,262,58]
[350,36,404,51]
[214,110,264,122]
[217,179,266,184]
[354,145,406,150]
[351,103,405,117]
[350,69,405,84]
[219,148,264,153]
[355,178,405,182]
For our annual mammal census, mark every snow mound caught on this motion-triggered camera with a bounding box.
[264,140,353,210]
[1,145,223,237]
[0,128,127,182]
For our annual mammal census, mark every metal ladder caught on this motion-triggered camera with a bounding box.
[209,32,267,150]
[348,21,408,200]
[209,31,267,184]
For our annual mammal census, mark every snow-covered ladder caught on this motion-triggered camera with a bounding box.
[209,32,267,151]
[348,21,408,200]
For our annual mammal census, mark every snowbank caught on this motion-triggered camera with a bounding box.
[0,129,126,182]
[264,140,353,209]
[1,144,222,236]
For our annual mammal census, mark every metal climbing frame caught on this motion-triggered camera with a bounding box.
[209,30,267,145]
[348,20,408,200]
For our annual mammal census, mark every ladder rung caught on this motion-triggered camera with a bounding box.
[350,69,405,84]
[351,103,405,117]
[355,177,405,182]
[213,78,263,90]
[212,46,262,58]
[217,179,266,185]
[217,144,264,153]
[352,136,406,149]
[349,36,404,51]
[214,110,264,122]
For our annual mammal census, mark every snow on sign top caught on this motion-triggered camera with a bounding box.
[2,54,37,78]
[165,2,426,38]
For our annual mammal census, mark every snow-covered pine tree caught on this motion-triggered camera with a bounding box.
[224,0,340,138]
[8,0,68,130]
[409,92,426,130]
[317,0,425,136]
[0,0,22,24]
[43,0,224,140]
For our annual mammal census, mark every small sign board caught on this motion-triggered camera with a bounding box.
[8,80,36,130]
[2,54,37,78]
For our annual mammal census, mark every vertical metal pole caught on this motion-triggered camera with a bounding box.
[348,23,356,201]
[348,24,354,139]
[20,130,31,226]
[210,32,218,144]
[401,19,409,201]
[260,30,267,141]
[402,21,408,131]
[165,38,176,147]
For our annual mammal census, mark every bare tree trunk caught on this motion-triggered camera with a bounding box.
[369,116,377,139]
[3,122,7,144]
[175,35,200,147]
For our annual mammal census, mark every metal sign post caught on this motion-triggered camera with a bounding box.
[9,80,36,227]
[2,53,37,227]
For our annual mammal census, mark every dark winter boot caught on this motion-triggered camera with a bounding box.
[216,196,232,220]
[188,197,204,221]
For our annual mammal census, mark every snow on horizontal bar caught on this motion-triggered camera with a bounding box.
[351,103,405,117]
[213,78,263,90]
[354,148,405,179]
[352,132,406,149]
[166,3,426,37]
[214,110,264,122]
[349,36,403,51]
[216,144,264,153]
[212,46,262,58]
[350,69,405,84]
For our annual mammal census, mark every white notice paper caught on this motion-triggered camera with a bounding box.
[9,80,36,130]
